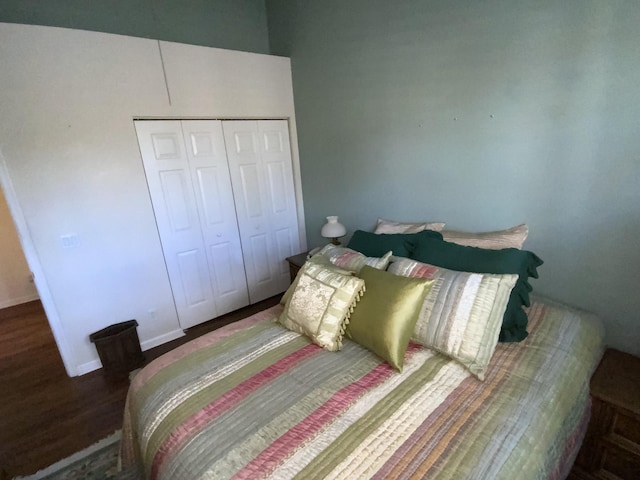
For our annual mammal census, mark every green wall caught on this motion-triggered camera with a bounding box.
[267,0,640,356]
[0,0,270,53]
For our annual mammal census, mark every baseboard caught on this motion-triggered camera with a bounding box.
[141,328,185,351]
[0,293,40,310]
[75,328,185,376]
[76,358,102,376]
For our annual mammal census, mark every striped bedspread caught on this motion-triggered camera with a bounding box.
[121,298,604,479]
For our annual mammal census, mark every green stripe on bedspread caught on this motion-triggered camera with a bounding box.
[142,325,309,466]
[121,298,604,480]
[163,338,388,479]
[294,353,451,480]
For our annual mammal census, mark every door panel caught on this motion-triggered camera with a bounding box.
[249,233,271,283]
[195,167,225,226]
[135,120,218,329]
[181,120,249,316]
[266,162,287,214]
[238,164,264,219]
[233,131,257,154]
[223,120,300,302]
[151,133,182,159]
[258,121,300,292]
[159,170,194,232]
[176,249,209,306]
[275,228,294,275]
[136,120,249,329]
[209,242,241,297]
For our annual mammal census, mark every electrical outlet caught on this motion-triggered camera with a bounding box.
[60,233,80,249]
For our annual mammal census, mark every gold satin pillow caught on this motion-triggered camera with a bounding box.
[347,266,433,371]
[279,258,365,351]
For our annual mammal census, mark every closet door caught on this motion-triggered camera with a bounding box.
[135,120,248,329]
[223,120,300,302]
[181,121,249,315]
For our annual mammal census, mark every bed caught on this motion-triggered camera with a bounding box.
[120,224,605,479]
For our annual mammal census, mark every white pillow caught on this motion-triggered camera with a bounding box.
[374,218,445,234]
[442,224,528,249]
[319,244,392,273]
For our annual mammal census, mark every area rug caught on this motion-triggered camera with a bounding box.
[15,431,141,480]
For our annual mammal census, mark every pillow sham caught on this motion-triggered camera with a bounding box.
[278,259,365,352]
[280,254,352,306]
[388,257,518,380]
[441,224,528,250]
[374,218,445,234]
[410,235,543,342]
[347,229,443,258]
[346,266,433,371]
[319,244,392,273]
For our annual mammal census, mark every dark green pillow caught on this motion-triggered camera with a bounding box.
[410,236,543,342]
[347,266,433,371]
[347,229,443,258]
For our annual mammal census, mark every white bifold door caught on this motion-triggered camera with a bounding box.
[135,120,299,330]
[222,121,300,302]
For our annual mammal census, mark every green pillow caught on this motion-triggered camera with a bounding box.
[347,229,443,258]
[347,266,433,371]
[409,235,543,342]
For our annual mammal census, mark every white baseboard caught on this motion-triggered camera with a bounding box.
[0,292,40,310]
[76,358,102,376]
[75,328,185,376]
[141,328,185,351]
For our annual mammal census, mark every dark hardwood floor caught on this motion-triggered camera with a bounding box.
[0,296,280,478]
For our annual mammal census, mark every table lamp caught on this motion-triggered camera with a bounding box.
[321,216,346,245]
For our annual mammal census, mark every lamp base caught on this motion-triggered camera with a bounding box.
[330,238,341,245]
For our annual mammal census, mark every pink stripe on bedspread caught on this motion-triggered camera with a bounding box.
[132,305,283,389]
[232,360,398,479]
[151,341,317,479]
[549,399,591,480]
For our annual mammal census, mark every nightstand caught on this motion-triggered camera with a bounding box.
[571,349,640,479]
[285,252,309,283]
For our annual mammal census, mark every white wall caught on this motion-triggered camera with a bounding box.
[0,186,38,308]
[0,23,305,375]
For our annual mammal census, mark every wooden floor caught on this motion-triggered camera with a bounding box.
[0,297,280,479]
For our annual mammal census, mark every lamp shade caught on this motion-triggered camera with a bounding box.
[321,216,346,244]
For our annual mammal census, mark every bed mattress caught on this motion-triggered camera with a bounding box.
[121,298,604,479]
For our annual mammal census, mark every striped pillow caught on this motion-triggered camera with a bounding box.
[319,244,392,273]
[388,257,518,380]
[375,218,445,234]
[441,224,528,249]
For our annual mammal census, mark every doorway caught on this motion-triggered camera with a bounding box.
[0,185,38,309]
[0,158,76,376]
